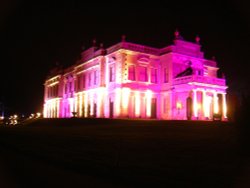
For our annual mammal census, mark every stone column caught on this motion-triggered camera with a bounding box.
[202,90,206,119]
[213,91,219,114]
[97,87,105,118]
[57,99,60,118]
[79,93,83,117]
[116,53,126,84]
[99,57,106,87]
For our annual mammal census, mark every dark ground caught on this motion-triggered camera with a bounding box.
[0,119,249,188]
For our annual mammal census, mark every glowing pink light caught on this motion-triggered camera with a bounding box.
[43,35,228,121]
[213,92,219,114]
[146,90,152,117]
[115,88,121,116]
[122,88,130,109]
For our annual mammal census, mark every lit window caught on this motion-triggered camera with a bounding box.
[69,82,72,92]
[74,80,77,92]
[204,67,208,76]
[164,68,168,83]
[94,70,98,85]
[82,74,85,88]
[176,102,182,109]
[139,66,148,82]
[48,87,51,97]
[109,66,115,82]
[77,75,81,91]
[151,68,157,83]
[128,65,135,81]
[88,73,91,86]
[55,85,58,97]
[64,84,67,94]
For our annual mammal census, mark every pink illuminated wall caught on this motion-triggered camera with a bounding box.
[43,32,228,120]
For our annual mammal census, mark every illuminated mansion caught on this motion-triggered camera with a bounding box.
[43,32,228,120]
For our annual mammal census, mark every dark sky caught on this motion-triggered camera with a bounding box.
[0,0,250,115]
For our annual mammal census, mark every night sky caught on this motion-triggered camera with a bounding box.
[0,0,250,115]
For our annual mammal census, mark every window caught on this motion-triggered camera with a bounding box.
[94,70,98,85]
[151,68,157,83]
[50,87,53,97]
[164,68,168,83]
[204,67,208,76]
[69,82,72,92]
[74,80,77,92]
[82,74,85,88]
[109,66,115,82]
[128,65,135,81]
[48,87,50,98]
[64,84,67,94]
[55,85,58,97]
[77,75,81,91]
[198,70,202,76]
[139,66,148,82]
[88,73,91,86]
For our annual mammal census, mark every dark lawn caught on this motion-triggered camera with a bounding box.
[0,119,249,188]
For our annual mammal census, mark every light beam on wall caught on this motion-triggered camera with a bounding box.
[135,91,140,117]
[146,90,152,117]
[213,92,219,114]
[115,88,121,116]
[122,88,131,110]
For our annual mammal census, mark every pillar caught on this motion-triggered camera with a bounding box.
[135,91,140,117]
[213,91,219,114]
[193,89,198,118]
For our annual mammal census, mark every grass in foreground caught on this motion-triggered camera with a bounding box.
[0,119,249,188]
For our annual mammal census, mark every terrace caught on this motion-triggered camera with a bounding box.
[173,75,226,86]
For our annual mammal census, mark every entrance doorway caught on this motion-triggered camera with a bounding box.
[87,104,91,117]
[186,97,192,120]
[93,103,97,117]
[151,98,157,118]
[109,99,114,118]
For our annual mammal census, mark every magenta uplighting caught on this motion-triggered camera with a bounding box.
[43,31,227,120]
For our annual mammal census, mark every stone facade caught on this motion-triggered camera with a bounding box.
[43,33,228,120]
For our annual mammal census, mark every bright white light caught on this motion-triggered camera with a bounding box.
[69,98,74,117]
[74,96,78,115]
[97,87,105,117]
[79,94,83,117]
[90,93,94,116]
[122,88,130,109]
[193,90,198,117]
[146,90,152,117]
[115,88,121,116]
[135,91,140,117]
[213,92,219,114]
[204,96,212,118]
[176,102,182,109]
[84,92,88,117]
